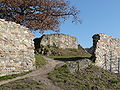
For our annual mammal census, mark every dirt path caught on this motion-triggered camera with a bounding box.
[0,56,64,90]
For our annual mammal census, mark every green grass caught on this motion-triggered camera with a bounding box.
[49,64,120,90]
[0,71,32,81]
[0,78,49,90]
[35,54,46,68]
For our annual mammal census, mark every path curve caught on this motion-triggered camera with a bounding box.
[0,56,64,90]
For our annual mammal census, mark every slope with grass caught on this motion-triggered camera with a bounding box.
[49,64,120,90]
[35,54,46,68]
[35,45,91,58]
[0,78,48,90]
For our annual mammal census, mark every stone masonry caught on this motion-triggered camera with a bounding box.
[38,34,78,49]
[67,59,92,73]
[0,19,35,76]
[92,33,120,73]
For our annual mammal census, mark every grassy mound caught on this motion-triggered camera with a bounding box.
[0,78,48,90]
[49,64,120,90]
[35,45,91,58]
[48,48,91,58]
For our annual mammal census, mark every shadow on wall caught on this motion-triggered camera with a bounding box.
[34,37,42,53]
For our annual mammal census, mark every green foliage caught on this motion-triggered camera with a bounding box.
[0,71,32,81]
[49,64,120,90]
[35,54,46,68]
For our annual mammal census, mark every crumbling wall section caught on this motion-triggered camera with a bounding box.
[92,33,120,73]
[0,19,35,76]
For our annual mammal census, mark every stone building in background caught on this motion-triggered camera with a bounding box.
[91,33,120,73]
[0,19,35,76]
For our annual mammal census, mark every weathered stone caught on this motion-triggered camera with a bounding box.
[67,59,92,73]
[91,33,120,73]
[0,19,35,76]
[34,34,78,49]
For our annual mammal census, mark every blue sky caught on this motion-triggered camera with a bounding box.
[34,0,120,48]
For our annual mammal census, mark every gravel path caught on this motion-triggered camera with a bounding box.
[0,56,64,90]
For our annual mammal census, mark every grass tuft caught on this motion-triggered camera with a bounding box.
[0,71,32,81]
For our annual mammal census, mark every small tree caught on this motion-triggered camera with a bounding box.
[0,0,80,33]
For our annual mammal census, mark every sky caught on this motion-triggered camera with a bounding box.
[34,0,120,48]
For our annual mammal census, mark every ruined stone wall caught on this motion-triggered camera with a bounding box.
[0,19,35,76]
[39,34,78,49]
[92,33,120,73]
[67,59,92,73]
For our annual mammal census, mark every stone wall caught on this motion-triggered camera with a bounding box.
[92,33,120,73]
[0,19,35,76]
[38,34,78,49]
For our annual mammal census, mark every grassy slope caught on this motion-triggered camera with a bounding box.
[39,45,91,58]
[0,78,49,90]
[49,64,120,90]
[0,71,32,82]
[35,54,46,68]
